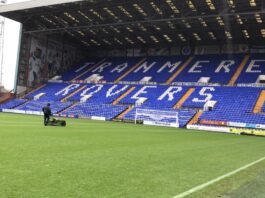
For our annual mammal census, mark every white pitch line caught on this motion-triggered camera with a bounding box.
[173,156,265,198]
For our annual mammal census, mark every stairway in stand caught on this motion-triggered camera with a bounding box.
[173,88,195,109]
[253,90,265,113]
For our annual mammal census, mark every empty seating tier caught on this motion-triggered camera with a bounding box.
[2,53,265,129]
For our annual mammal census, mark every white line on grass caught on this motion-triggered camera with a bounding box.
[173,156,265,198]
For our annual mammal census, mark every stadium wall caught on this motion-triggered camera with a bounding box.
[17,34,86,88]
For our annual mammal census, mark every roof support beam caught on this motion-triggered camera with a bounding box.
[24,9,265,34]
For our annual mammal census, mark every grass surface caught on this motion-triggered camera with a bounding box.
[0,113,265,198]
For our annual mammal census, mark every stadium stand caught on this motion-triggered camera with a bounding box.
[2,54,265,129]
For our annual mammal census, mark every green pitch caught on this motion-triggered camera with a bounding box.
[1,113,265,198]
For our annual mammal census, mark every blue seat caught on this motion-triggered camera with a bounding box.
[0,99,27,110]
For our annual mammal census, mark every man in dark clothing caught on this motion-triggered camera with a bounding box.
[42,103,52,126]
